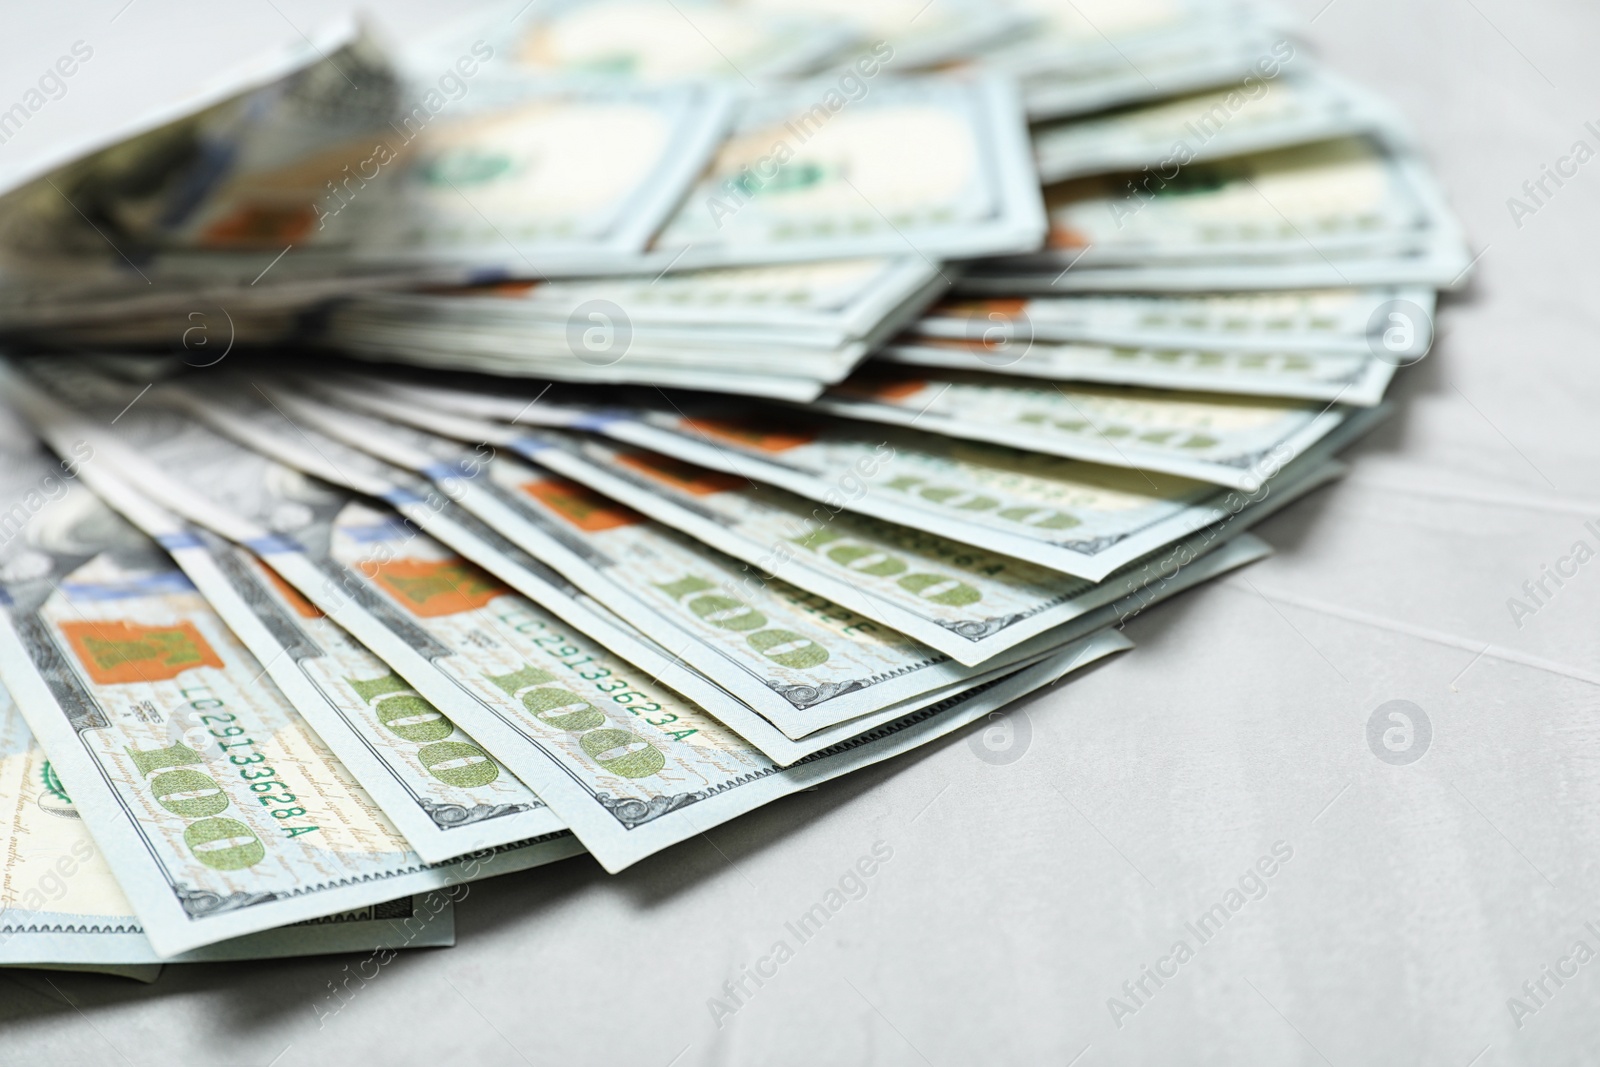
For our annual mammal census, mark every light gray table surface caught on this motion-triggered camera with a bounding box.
[4,1,1600,1064]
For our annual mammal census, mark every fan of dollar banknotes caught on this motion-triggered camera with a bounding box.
[0,0,1467,978]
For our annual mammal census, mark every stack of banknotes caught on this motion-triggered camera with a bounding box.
[0,0,1466,975]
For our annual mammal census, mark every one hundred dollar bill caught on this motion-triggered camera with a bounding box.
[323,257,947,401]
[885,285,1435,404]
[330,340,848,401]
[341,82,734,273]
[246,381,1132,738]
[1035,136,1447,263]
[361,628,1126,872]
[0,686,461,966]
[405,0,855,84]
[980,0,1297,120]
[0,25,736,326]
[880,337,1397,406]
[354,373,1383,581]
[0,441,573,955]
[6,364,1139,871]
[304,376,1334,665]
[14,407,566,866]
[14,361,1004,764]
[637,75,1046,270]
[812,369,1348,489]
[1032,68,1401,183]
[0,19,363,214]
[0,22,452,342]
[48,63,731,276]
[7,366,774,753]
[333,257,945,350]
[959,249,1469,294]
[744,0,1031,70]
[908,286,1435,355]
[200,374,1171,743]
[964,137,1472,292]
